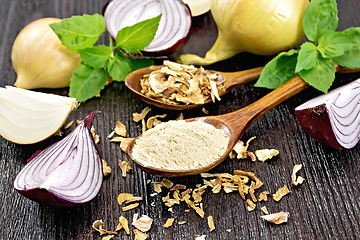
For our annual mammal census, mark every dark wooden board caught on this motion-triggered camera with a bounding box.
[1,0,360,239]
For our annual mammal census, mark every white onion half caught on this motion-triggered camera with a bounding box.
[0,86,78,144]
[295,78,360,149]
[103,0,192,54]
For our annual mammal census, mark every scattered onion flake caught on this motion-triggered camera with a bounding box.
[261,212,289,225]
[117,193,142,205]
[230,136,256,159]
[132,214,153,232]
[133,107,151,123]
[176,112,184,120]
[102,235,114,240]
[114,120,127,137]
[102,159,112,176]
[246,199,256,211]
[119,158,132,177]
[110,137,134,152]
[207,216,215,232]
[140,60,225,105]
[89,125,100,145]
[64,120,74,129]
[258,191,270,202]
[195,235,206,240]
[261,206,269,214]
[146,114,167,129]
[291,164,305,186]
[255,149,279,162]
[116,216,130,234]
[164,218,175,228]
[92,220,117,236]
[133,229,148,240]
[122,203,139,211]
[273,185,290,201]
[13,110,103,208]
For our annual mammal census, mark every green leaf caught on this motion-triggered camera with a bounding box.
[298,55,336,93]
[50,14,106,53]
[332,27,360,68]
[343,27,360,43]
[254,49,298,89]
[296,42,318,73]
[302,0,338,43]
[78,45,113,69]
[122,55,154,70]
[106,54,133,82]
[317,31,357,58]
[69,63,107,102]
[115,14,162,53]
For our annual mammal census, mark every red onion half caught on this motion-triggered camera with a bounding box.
[103,0,192,55]
[14,110,103,207]
[295,78,360,149]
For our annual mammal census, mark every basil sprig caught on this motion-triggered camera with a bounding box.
[50,13,161,102]
[255,0,360,93]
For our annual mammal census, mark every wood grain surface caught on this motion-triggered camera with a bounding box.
[1,0,360,239]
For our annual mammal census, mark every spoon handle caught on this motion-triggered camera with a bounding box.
[225,75,308,137]
[218,67,264,92]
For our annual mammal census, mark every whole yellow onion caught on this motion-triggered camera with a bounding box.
[12,18,82,89]
[180,0,309,66]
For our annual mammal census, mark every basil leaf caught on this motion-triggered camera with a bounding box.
[296,42,318,73]
[78,45,113,69]
[50,14,106,53]
[254,49,298,89]
[116,14,162,53]
[317,31,357,58]
[332,27,360,68]
[302,0,338,43]
[106,54,133,82]
[122,55,154,70]
[69,63,107,102]
[343,27,360,43]
[298,55,336,93]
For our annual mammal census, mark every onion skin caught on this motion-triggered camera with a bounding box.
[12,18,82,89]
[295,79,360,149]
[13,110,103,208]
[102,0,192,55]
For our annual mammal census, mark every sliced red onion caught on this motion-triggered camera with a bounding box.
[14,110,103,207]
[295,78,360,149]
[103,0,192,54]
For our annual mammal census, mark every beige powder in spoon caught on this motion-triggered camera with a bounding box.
[131,120,229,170]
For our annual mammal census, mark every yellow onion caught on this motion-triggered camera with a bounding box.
[180,0,309,66]
[12,18,82,89]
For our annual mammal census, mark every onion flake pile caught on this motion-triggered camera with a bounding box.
[14,110,103,207]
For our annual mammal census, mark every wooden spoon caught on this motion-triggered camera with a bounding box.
[126,64,360,177]
[125,66,264,110]
[126,74,307,177]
